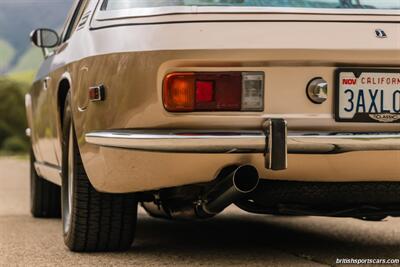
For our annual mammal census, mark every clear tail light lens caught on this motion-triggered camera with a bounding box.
[241,72,265,111]
[163,72,264,112]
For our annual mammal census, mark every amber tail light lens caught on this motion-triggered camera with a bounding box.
[163,72,264,112]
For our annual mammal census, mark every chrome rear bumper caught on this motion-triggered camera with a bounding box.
[83,118,400,191]
[85,130,400,154]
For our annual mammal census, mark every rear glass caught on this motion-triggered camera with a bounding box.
[103,0,400,10]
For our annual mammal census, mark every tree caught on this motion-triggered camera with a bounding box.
[0,78,29,153]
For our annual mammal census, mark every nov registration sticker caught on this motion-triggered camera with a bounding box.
[336,69,400,123]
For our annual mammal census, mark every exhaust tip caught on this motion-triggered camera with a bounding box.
[233,165,259,193]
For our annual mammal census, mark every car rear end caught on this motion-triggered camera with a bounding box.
[77,0,400,220]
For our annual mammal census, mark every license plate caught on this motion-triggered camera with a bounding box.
[335,69,400,123]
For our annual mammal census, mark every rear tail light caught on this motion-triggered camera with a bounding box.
[163,73,195,111]
[163,72,264,112]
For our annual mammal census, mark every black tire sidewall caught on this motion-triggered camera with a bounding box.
[30,148,37,215]
[61,91,74,242]
[60,91,138,251]
[30,136,61,218]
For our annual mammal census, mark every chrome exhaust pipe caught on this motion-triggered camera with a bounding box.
[198,165,259,216]
[142,165,260,220]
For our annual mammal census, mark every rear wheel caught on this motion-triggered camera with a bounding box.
[62,92,138,252]
[30,149,61,218]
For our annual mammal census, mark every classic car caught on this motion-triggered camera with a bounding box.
[26,0,400,252]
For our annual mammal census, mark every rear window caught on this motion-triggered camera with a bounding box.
[102,0,400,11]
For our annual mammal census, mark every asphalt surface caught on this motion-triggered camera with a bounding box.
[1,158,400,266]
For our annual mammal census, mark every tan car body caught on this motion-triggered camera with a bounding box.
[26,0,400,193]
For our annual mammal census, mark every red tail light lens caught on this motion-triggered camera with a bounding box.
[163,72,264,112]
[195,81,214,103]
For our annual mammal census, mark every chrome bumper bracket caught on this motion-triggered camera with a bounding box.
[264,119,288,171]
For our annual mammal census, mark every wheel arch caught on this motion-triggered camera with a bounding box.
[57,73,72,130]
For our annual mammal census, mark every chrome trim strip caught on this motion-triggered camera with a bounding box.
[96,5,400,21]
[85,130,400,154]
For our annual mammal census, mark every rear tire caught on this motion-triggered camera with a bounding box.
[62,92,138,252]
[30,149,61,218]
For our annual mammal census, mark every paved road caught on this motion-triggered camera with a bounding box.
[1,158,400,266]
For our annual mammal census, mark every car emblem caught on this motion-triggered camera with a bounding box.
[375,29,387,38]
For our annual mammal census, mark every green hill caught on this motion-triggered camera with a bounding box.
[7,70,36,85]
[7,47,42,85]
[0,0,73,74]
[10,47,42,74]
[0,39,15,71]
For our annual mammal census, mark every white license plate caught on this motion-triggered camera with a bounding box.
[336,69,400,123]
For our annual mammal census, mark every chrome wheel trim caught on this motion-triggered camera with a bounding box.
[64,125,74,234]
